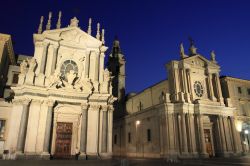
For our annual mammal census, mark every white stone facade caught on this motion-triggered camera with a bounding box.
[2,16,115,159]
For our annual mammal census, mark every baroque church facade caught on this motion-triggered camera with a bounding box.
[112,43,247,159]
[1,12,115,159]
[0,12,250,160]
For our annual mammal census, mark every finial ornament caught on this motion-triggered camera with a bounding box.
[46,12,52,30]
[180,43,188,59]
[101,29,105,44]
[210,50,217,63]
[188,37,197,55]
[87,18,92,35]
[96,23,100,40]
[38,16,44,34]
[56,11,62,29]
[70,17,79,27]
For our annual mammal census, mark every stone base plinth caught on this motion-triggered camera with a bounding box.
[99,152,112,159]
[40,152,51,160]
[25,72,35,85]
[35,74,45,86]
[78,153,87,160]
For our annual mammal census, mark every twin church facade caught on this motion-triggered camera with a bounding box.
[0,13,249,159]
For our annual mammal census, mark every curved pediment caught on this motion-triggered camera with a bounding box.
[37,27,103,49]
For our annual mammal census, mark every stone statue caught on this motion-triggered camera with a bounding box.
[74,78,93,93]
[103,69,111,82]
[211,50,217,63]
[48,71,63,88]
[66,70,76,85]
[20,60,28,74]
[28,58,37,73]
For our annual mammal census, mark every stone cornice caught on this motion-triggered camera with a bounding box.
[221,76,250,85]
[0,33,16,65]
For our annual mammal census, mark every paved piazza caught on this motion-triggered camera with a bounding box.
[1,156,250,166]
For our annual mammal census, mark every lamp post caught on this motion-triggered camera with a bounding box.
[135,120,140,157]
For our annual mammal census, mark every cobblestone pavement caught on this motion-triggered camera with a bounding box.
[1,156,250,166]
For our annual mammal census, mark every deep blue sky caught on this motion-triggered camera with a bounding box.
[0,0,250,93]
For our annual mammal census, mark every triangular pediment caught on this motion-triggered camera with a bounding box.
[183,54,219,69]
[36,27,102,49]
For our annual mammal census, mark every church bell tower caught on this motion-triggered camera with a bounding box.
[107,38,126,119]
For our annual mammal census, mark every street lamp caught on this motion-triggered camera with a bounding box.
[135,120,140,157]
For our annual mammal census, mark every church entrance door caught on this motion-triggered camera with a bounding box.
[204,129,214,157]
[54,122,73,159]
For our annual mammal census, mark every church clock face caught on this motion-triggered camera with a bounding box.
[193,81,204,97]
[60,60,78,79]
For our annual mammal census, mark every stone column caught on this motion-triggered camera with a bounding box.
[198,114,207,157]
[208,73,216,101]
[101,106,108,153]
[182,68,190,103]
[223,117,233,152]
[189,114,197,154]
[181,113,188,154]
[107,105,114,153]
[79,103,88,159]
[40,42,49,74]
[42,100,54,155]
[16,99,30,153]
[218,115,227,154]
[166,112,177,156]
[187,69,193,102]
[94,51,100,81]
[229,117,240,153]
[85,51,90,78]
[50,45,59,74]
[173,65,180,102]
[215,73,224,105]
[99,46,106,82]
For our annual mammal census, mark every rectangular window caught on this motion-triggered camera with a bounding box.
[248,89,250,95]
[114,134,117,145]
[12,73,19,84]
[128,132,131,143]
[147,129,151,142]
[0,120,6,140]
[238,87,242,94]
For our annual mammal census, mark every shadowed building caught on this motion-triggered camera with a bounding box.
[112,42,245,159]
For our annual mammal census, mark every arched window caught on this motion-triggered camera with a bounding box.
[60,60,78,80]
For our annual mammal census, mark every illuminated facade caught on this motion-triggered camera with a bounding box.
[112,43,247,159]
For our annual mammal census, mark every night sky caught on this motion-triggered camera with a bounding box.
[0,0,250,93]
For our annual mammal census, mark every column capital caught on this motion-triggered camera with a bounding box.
[81,103,89,110]
[22,98,31,105]
[101,105,109,112]
[45,100,55,107]
[108,105,114,112]
[89,104,101,111]
[32,99,43,105]
[42,42,49,47]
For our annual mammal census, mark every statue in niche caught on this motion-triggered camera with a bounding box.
[48,70,63,88]
[66,70,76,85]
[62,70,77,89]
[20,60,28,74]
[28,58,37,73]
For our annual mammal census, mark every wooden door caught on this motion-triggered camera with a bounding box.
[204,129,213,157]
[54,122,73,158]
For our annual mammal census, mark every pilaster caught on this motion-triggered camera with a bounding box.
[79,103,89,160]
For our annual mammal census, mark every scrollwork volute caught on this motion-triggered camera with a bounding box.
[20,60,28,74]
